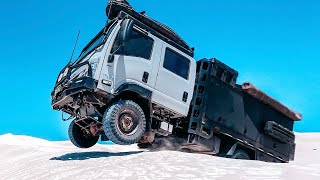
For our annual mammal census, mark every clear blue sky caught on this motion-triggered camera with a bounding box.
[0,0,319,140]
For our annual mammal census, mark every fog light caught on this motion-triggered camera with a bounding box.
[102,79,112,86]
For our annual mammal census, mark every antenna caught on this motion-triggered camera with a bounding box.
[69,30,81,63]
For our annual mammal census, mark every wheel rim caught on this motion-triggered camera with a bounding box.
[117,109,139,136]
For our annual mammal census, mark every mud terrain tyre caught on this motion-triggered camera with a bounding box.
[232,149,250,160]
[103,100,146,145]
[68,120,99,148]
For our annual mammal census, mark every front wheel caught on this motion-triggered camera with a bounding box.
[68,120,99,148]
[103,100,146,145]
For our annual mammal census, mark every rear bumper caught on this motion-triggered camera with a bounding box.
[51,77,97,109]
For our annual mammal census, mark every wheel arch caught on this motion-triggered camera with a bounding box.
[237,144,256,160]
[218,134,256,160]
[227,142,256,160]
[114,83,152,100]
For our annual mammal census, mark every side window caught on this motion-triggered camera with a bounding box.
[163,48,190,80]
[112,28,154,60]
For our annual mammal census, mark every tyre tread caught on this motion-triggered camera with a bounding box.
[103,100,146,145]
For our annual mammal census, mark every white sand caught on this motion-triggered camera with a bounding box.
[0,133,319,180]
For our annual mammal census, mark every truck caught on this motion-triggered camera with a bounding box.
[51,0,302,163]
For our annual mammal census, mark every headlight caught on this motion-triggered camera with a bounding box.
[77,69,88,78]
[69,66,88,80]
[57,67,69,82]
[57,73,63,82]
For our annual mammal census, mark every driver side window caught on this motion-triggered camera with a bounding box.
[111,28,154,60]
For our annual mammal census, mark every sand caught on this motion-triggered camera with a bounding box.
[0,133,319,180]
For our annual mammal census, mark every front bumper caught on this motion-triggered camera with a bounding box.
[51,77,97,109]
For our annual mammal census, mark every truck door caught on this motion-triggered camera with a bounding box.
[111,26,158,91]
[152,44,196,116]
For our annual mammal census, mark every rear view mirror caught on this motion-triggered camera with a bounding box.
[107,19,133,63]
[108,54,114,63]
[118,19,134,44]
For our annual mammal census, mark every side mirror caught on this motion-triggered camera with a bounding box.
[118,19,134,44]
[108,54,114,63]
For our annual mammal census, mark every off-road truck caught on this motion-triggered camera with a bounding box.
[51,0,302,162]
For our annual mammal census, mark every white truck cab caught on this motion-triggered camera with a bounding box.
[51,12,197,147]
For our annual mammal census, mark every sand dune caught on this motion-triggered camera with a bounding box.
[0,133,319,180]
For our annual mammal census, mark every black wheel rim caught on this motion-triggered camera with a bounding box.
[117,109,139,135]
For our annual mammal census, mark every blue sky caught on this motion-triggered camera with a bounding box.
[0,0,319,140]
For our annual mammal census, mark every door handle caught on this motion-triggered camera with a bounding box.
[183,91,188,102]
[142,72,149,83]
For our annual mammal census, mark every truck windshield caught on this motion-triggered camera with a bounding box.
[73,21,116,64]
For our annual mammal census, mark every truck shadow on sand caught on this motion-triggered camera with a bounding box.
[50,151,143,161]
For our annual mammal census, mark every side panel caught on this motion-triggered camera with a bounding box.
[189,60,296,162]
[112,55,154,91]
[205,79,294,161]
[152,44,196,116]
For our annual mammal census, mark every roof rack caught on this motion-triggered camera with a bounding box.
[106,0,194,56]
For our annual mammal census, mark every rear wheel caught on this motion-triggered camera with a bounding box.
[232,149,250,160]
[68,120,99,148]
[103,100,146,145]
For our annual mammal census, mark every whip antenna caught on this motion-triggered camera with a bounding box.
[70,30,81,62]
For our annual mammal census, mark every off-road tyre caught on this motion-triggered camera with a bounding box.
[68,120,99,148]
[232,149,250,160]
[103,100,146,145]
